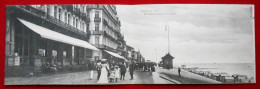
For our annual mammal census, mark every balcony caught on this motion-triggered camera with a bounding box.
[94,44,115,51]
[17,5,46,18]
[16,6,87,37]
[90,30,104,35]
[94,17,101,22]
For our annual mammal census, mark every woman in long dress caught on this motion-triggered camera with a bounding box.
[115,65,120,82]
[97,60,109,84]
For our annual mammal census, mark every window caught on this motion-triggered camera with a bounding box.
[54,6,57,18]
[81,6,84,12]
[75,18,78,28]
[84,23,87,32]
[58,8,61,20]
[95,22,99,31]
[47,6,50,15]
[82,22,85,32]
[78,20,81,29]
[67,14,71,24]
[83,6,86,13]
[77,5,80,9]
[95,37,99,45]
[87,23,89,31]
[73,16,75,27]
[78,20,80,29]
[95,11,99,18]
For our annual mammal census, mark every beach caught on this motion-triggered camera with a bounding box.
[163,63,256,84]
[174,63,255,79]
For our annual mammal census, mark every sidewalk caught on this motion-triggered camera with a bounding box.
[157,67,222,84]
[5,71,98,85]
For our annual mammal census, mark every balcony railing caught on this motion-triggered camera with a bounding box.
[94,17,101,22]
[90,30,104,35]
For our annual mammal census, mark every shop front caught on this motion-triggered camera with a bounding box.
[5,18,99,77]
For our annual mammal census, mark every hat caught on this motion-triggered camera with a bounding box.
[101,59,107,61]
[89,59,94,61]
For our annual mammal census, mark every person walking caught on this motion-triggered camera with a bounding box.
[88,60,95,80]
[120,62,126,80]
[178,67,181,77]
[129,61,135,80]
[97,59,109,84]
[96,60,102,80]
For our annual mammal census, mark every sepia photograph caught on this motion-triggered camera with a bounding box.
[4,4,255,85]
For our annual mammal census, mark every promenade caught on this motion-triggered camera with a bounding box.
[5,70,172,85]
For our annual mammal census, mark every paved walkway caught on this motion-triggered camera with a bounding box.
[5,70,172,85]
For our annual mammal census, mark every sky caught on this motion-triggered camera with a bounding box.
[116,4,255,64]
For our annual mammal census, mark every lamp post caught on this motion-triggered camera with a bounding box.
[165,25,170,53]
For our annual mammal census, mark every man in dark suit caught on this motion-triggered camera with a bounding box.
[129,60,135,80]
[178,67,181,77]
[119,62,126,80]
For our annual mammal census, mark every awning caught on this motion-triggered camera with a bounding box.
[17,18,99,51]
[105,50,128,62]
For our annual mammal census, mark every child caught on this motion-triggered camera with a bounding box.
[109,67,116,82]
[115,65,120,82]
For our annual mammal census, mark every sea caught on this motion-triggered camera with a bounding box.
[173,63,255,79]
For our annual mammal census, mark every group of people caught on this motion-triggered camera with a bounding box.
[88,59,136,84]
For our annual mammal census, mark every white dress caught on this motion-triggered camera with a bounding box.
[97,64,109,84]
[115,68,120,79]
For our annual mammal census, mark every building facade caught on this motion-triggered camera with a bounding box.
[5,5,132,77]
[86,5,127,65]
[5,5,100,76]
